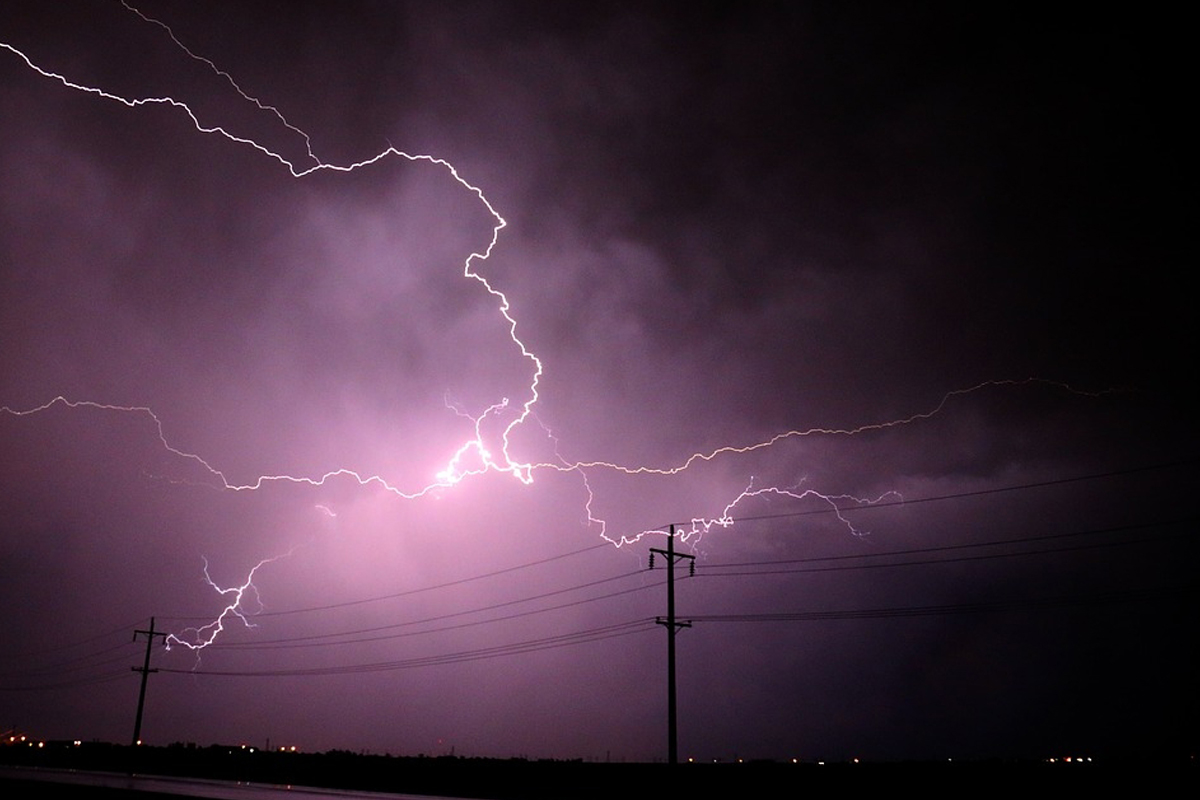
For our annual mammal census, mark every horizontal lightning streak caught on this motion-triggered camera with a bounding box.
[537,378,1108,477]
[0,8,1113,655]
[1,380,1088,526]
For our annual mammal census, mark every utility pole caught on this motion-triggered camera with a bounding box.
[650,524,693,764]
[132,617,165,747]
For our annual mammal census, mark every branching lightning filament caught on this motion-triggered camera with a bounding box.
[0,7,1109,651]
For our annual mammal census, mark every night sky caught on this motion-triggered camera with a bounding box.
[1,2,1193,763]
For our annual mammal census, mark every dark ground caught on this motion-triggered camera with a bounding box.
[1,741,1193,799]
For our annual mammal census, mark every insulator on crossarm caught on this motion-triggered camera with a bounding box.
[689,561,695,577]
[648,553,655,570]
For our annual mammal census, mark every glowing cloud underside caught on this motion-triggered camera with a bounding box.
[0,6,1102,649]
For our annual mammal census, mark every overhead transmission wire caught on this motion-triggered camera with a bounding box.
[697,518,1193,577]
[28,460,1171,681]
[160,542,612,624]
[158,581,1196,679]
[670,459,1192,528]
[207,570,656,651]
[159,619,658,677]
[0,669,135,693]
[0,621,145,692]
[149,461,1192,677]
[0,617,148,661]
[199,516,1186,653]
[687,585,1194,624]
[156,578,1195,679]
[166,463,1191,655]
[160,515,1190,667]
[0,637,141,692]
[1,640,142,677]
[186,460,1186,633]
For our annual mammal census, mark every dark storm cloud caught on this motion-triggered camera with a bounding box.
[1,1,1192,763]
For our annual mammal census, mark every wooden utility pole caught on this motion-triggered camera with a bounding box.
[132,617,165,746]
[650,524,693,764]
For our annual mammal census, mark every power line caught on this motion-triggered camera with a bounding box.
[165,517,1189,652]
[149,582,1196,680]
[0,639,141,680]
[669,460,1194,528]
[156,462,1190,644]
[0,669,134,693]
[196,569,645,648]
[0,630,143,693]
[698,518,1192,576]
[134,462,1192,689]
[158,619,658,677]
[160,542,611,624]
[207,578,658,651]
[687,585,1195,623]
[0,617,148,661]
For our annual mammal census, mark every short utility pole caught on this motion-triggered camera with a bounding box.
[650,523,694,765]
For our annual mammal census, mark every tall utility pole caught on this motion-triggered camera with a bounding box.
[650,523,693,765]
[132,617,165,747]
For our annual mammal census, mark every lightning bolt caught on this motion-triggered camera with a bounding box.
[0,8,1111,648]
[164,553,292,654]
[1,9,539,495]
[611,483,906,549]
[116,0,322,168]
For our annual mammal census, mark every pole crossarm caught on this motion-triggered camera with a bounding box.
[654,615,692,633]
